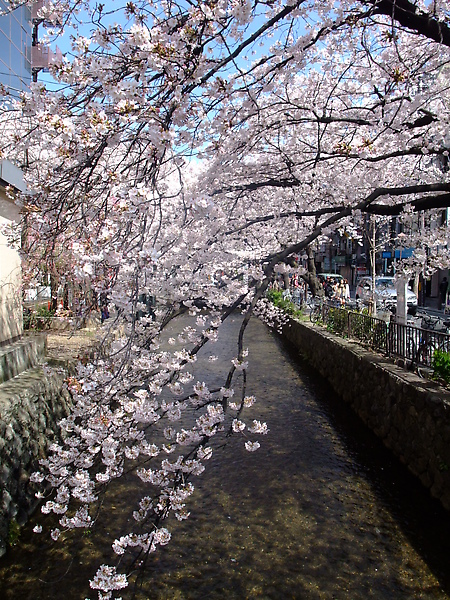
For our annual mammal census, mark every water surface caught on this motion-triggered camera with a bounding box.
[1,315,450,599]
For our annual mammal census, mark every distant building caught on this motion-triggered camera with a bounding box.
[0,0,33,96]
[0,0,61,95]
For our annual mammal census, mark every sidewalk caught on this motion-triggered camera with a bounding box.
[423,295,447,317]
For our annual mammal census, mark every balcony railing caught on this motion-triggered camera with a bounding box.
[31,0,44,21]
[31,44,62,70]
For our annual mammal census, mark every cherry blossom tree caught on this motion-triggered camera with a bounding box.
[2,0,450,597]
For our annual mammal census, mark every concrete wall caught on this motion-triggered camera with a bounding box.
[0,187,23,345]
[0,334,46,384]
[281,317,450,511]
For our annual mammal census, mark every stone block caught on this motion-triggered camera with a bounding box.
[0,363,72,542]
[281,317,450,512]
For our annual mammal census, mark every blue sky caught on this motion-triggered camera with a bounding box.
[38,0,296,91]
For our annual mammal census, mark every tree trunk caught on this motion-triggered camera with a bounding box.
[301,245,324,297]
[50,276,58,312]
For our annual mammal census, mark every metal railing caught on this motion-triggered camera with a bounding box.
[321,305,389,354]
[388,319,450,368]
[312,302,450,369]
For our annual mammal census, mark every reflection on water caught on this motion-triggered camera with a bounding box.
[1,315,450,599]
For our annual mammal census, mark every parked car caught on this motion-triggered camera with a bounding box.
[355,276,418,314]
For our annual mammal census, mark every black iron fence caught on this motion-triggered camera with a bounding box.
[314,303,450,369]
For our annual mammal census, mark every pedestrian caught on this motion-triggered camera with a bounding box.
[331,281,340,300]
[337,280,347,305]
[343,279,350,301]
[439,277,448,310]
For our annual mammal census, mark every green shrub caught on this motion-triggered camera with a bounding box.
[266,289,283,304]
[266,289,304,320]
[35,304,54,318]
[23,304,55,330]
[326,307,348,336]
[351,312,374,342]
[432,349,450,385]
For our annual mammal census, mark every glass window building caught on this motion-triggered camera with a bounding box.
[0,0,32,97]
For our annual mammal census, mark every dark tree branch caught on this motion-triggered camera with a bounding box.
[223,184,450,238]
[260,183,450,265]
[367,192,450,215]
[366,0,450,46]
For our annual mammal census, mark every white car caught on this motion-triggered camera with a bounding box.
[355,276,418,314]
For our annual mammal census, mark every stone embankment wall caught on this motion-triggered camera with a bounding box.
[0,365,72,557]
[281,317,450,511]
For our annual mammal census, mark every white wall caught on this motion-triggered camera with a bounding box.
[0,187,23,344]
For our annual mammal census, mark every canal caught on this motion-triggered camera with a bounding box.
[1,314,450,599]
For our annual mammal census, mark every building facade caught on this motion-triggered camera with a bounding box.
[0,2,62,344]
[0,0,33,97]
[0,2,33,343]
